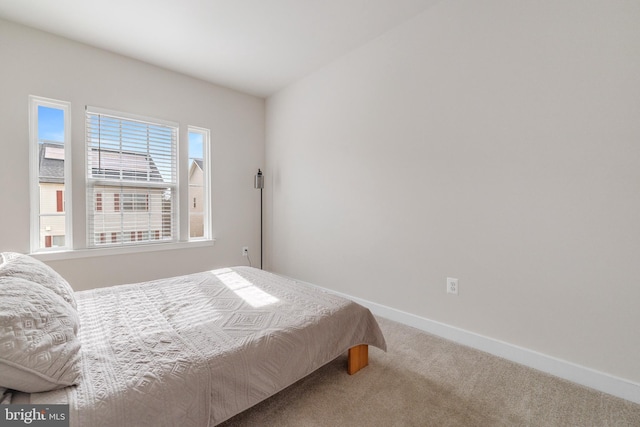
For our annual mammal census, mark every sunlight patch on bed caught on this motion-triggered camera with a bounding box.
[212,269,279,308]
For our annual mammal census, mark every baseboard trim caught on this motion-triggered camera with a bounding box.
[322,287,640,405]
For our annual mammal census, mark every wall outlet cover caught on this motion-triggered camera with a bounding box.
[447,277,458,295]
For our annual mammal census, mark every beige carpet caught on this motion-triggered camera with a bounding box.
[219,317,640,426]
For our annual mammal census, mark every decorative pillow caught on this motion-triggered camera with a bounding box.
[0,276,82,393]
[0,252,77,310]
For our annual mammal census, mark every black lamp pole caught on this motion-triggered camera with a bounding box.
[254,169,264,269]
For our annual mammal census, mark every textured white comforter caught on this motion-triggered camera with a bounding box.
[28,267,386,426]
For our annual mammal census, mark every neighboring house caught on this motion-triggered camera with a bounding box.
[188,159,204,238]
[38,142,66,248]
[38,141,168,247]
[88,148,167,246]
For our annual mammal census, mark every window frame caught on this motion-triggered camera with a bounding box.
[28,97,215,261]
[29,95,72,253]
[187,126,211,241]
[85,106,179,249]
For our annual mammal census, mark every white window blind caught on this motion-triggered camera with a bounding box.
[86,107,177,248]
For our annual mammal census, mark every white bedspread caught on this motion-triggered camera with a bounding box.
[29,267,386,426]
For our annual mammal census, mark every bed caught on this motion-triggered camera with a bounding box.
[0,252,386,426]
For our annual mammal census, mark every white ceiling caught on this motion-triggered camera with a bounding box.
[0,0,440,97]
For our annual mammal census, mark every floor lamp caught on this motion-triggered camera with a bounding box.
[254,169,264,269]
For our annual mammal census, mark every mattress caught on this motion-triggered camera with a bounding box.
[24,267,386,426]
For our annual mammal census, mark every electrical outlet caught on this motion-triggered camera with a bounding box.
[242,246,249,257]
[446,277,458,295]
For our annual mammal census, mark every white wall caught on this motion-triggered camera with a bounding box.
[0,19,264,290]
[266,0,640,385]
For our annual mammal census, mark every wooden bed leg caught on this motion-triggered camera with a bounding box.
[348,344,368,375]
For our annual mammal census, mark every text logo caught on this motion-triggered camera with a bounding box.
[1,405,69,427]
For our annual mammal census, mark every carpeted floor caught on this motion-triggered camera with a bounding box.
[219,316,640,426]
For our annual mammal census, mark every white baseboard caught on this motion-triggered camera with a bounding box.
[322,287,640,405]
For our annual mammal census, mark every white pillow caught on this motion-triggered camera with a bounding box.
[0,252,77,310]
[0,276,82,393]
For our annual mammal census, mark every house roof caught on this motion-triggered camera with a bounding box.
[39,142,64,184]
[88,149,164,182]
[188,159,203,181]
[39,142,164,183]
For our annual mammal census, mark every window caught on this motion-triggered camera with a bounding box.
[122,193,149,211]
[86,107,177,248]
[29,98,211,255]
[56,190,64,212]
[188,127,210,240]
[29,96,72,252]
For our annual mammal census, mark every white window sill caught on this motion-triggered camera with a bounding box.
[30,239,215,262]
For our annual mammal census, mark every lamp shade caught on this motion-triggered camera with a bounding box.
[254,169,264,189]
